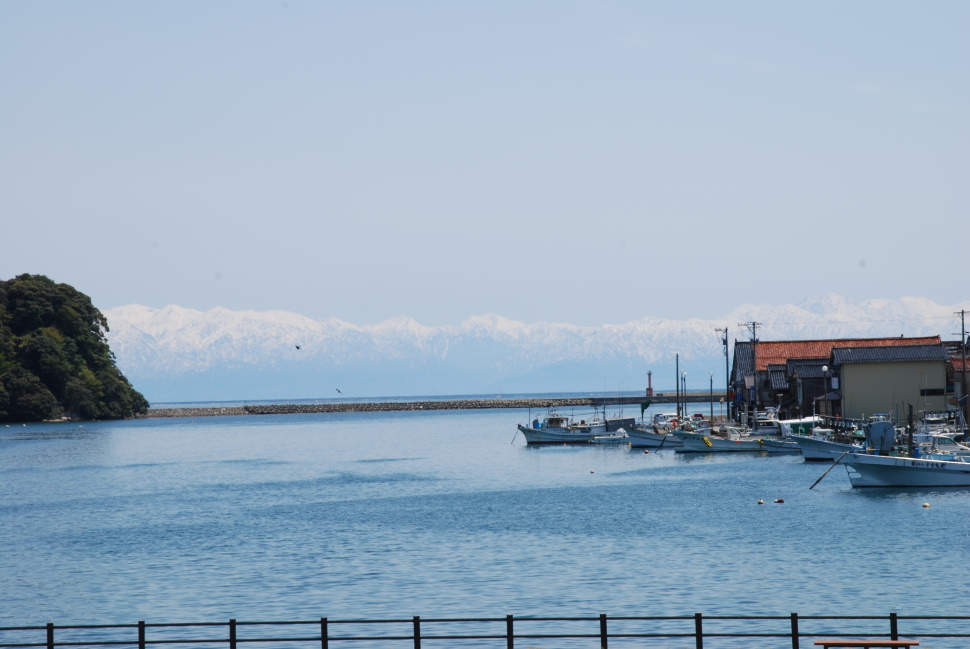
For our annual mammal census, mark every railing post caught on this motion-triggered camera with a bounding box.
[506,614,514,649]
[413,615,421,649]
[890,612,898,640]
[694,612,703,649]
[599,613,608,649]
[46,623,54,649]
[229,619,236,649]
[138,621,146,649]
[320,617,328,649]
[790,612,799,649]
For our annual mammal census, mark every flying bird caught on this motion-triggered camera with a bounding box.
[295,345,301,350]
[336,388,342,394]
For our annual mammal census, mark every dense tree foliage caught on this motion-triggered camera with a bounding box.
[0,274,148,422]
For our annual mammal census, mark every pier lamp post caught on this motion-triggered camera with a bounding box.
[682,371,687,416]
[710,371,714,420]
[821,365,828,419]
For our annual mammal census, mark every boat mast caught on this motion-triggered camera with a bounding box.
[958,309,968,433]
[717,327,729,421]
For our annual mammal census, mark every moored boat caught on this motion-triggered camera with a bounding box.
[589,430,631,444]
[517,413,635,445]
[791,425,866,461]
[834,410,970,486]
[792,431,865,461]
[913,431,970,458]
[620,423,684,448]
[843,452,970,487]
[673,425,796,453]
[517,413,597,444]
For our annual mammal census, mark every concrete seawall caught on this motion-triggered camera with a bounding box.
[143,398,595,419]
[141,393,725,419]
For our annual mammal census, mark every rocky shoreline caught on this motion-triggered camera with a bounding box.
[141,398,601,419]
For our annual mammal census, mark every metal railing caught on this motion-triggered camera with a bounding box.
[2,613,969,649]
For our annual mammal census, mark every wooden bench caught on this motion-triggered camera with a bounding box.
[814,640,919,649]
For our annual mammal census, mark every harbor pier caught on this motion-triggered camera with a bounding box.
[142,392,728,419]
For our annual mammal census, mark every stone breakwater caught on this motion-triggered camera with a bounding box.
[142,398,599,419]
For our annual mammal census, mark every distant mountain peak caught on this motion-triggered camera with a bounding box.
[103,295,970,402]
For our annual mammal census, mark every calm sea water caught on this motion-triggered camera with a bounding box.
[3,403,970,646]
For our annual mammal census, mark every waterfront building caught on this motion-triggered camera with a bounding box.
[730,336,947,422]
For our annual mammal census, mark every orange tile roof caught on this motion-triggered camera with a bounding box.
[750,336,941,371]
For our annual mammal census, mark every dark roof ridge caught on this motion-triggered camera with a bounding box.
[740,335,940,344]
[833,342,943,349]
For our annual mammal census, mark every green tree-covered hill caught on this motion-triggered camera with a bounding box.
[0,274,148,422]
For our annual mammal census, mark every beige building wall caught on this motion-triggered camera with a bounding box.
[841,361,947,420]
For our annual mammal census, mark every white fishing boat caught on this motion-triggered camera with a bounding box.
[517,414,599,444]
[674,408,797,453]
[589,430,631,444]
[917,413,962,437]
[620,423,684,448]
[749,409,788,436]
[913,431,970,458]
[756,412,806,452]
[674,425,796,453]
[517,413,634,445]
[843,452,970,487]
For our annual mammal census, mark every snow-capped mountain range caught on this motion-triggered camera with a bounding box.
[103,294,969,403]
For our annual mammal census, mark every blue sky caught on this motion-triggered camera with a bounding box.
[2,2,967,326]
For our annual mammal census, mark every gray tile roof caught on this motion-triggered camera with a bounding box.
[787,358,828,377]
[733,340,753,379]
[832,344,948,365]
[769,366,789,390]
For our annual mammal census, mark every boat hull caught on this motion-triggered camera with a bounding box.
[674,430,794,453]
[759,438,801,453]
[843,453,970,487]
[517,424,600,445]
[621,425,683,448]
[589,433,630,444]
[792,436,863,461]
[517,415,635,445]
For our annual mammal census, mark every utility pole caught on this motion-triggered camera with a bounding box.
[716,327,729,419]
[739,321,761,418]
[958,310,968,429]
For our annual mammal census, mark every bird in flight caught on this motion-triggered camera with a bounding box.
[295,345,301,350]
[336,388,342,394]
